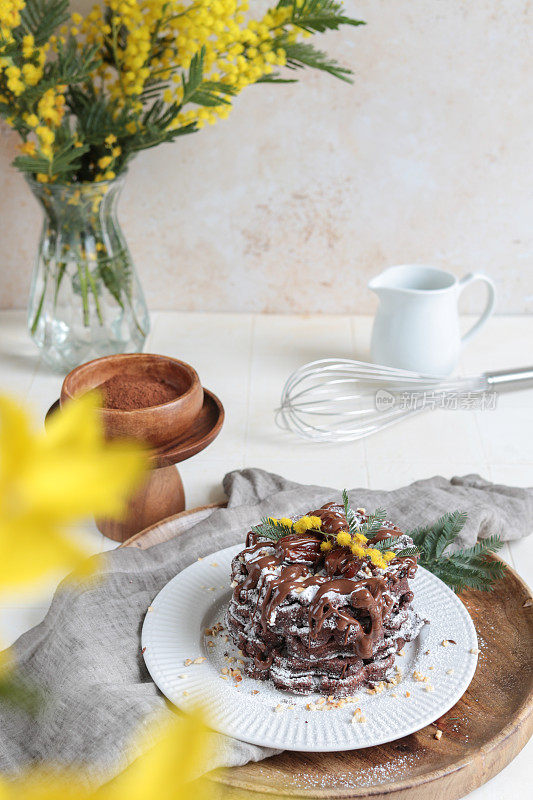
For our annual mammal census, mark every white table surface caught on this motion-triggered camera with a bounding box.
[0,309,531,797]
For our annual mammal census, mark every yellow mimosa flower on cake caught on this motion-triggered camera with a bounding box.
[335,531,352,547]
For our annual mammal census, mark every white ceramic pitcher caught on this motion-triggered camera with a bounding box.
[369,265,496,376]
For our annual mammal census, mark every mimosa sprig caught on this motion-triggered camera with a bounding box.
[251,491,507,592]
[0,0,365,183]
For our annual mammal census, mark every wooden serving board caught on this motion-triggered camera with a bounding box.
[123,506,533,800]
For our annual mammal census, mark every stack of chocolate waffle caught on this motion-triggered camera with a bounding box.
[226,501,426,696]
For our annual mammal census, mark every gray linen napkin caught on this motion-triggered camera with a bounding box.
[0,468,531,785]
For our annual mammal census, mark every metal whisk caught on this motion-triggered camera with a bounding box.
[276,359,533,442]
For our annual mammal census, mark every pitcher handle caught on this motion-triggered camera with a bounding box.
[458,273,496,344]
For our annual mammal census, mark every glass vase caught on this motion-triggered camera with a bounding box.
[27,174,149,372]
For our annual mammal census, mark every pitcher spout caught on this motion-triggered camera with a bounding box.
[369,264,457,295]
[368,267,406,298]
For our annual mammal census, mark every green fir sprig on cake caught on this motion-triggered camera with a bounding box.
[406,511,506,592]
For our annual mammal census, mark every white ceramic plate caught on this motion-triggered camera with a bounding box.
[142,544,478,751]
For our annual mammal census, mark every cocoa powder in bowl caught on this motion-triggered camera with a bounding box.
[61,354,204,449]
[98,374,179,410]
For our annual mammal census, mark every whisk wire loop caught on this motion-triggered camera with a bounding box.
[277,358,491,442]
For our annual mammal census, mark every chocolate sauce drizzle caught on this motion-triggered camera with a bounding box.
[233,503,418,668]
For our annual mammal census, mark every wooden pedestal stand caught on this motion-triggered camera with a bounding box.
[46,389,224,544]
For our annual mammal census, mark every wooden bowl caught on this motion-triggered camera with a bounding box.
[60,353,204,449]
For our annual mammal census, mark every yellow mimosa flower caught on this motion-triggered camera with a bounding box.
[367,549,387,570]
[0,712,210,800]
[0,393,146,590]
[293,516,311,534]
[19,141,36,155]
[279,517,293,527]
[350,543,366,558]
[294,515,322,534]
[335,531,352,547]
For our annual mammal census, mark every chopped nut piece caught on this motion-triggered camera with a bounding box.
[184,659,193,666]
[230,580,238,588]
[424,684,434,693]
[178,674,187,679]
[405,691,411,697]
[147,606,154,612]
[211,563,219,567]
[441,640,449,647]
[294,586,306,594]
[413,670,428,682]
[434,729,442,740]
[183,691,189,696]
[193,657,206,664]
[470,647,480,655]
[385,668,402,687]
[446,668,454,675]
[397,649,405,657]
[274,704,285,713]
[523,598,533,608]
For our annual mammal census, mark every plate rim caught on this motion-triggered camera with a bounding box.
[142,542,479,752]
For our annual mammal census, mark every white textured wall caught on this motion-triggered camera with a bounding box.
[1,1,532,313]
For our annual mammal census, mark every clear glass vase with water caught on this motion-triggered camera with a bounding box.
[27,174,149,372]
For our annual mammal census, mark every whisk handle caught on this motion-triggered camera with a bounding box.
[485,366,533,389]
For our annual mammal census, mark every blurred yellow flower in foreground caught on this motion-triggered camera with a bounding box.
[0,711,210,800]
[0,392,147,590]
[0,394,210,798]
